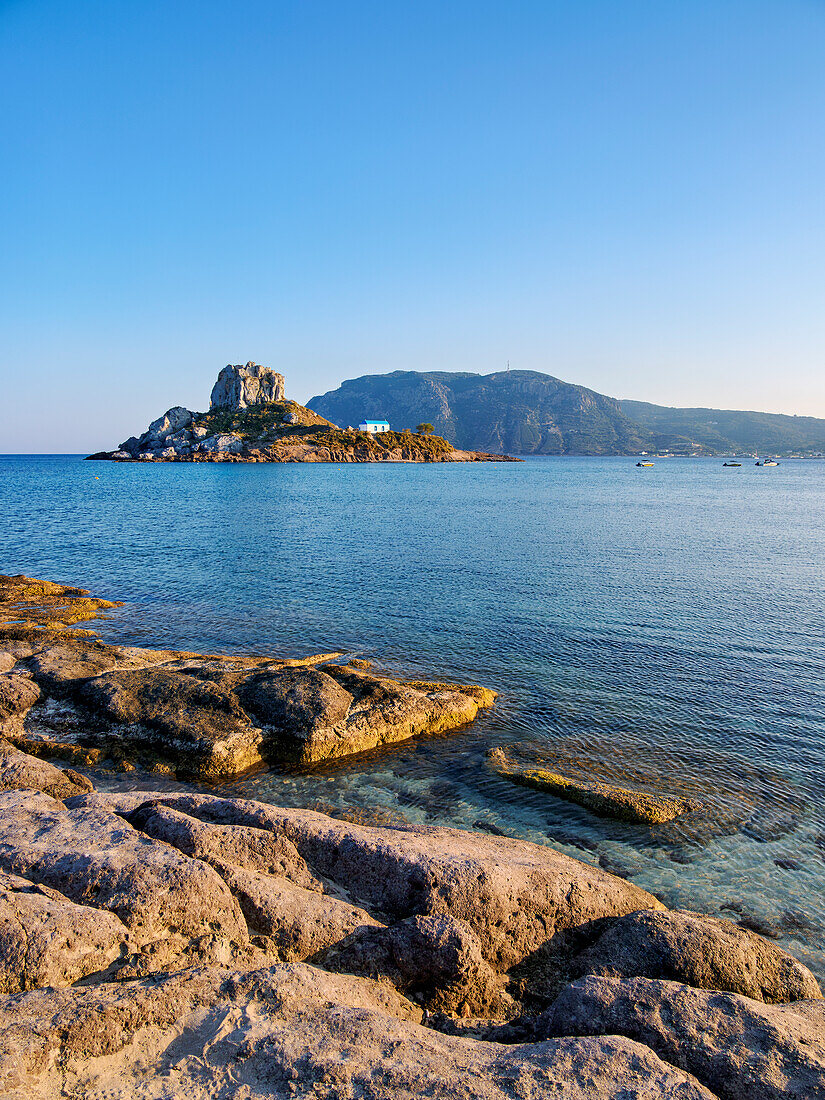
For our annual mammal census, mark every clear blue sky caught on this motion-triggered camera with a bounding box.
[2,0,824,451]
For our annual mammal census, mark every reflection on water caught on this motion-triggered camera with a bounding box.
[2,454,824,980]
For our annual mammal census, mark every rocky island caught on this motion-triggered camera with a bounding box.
[0,573,823,1097]
[88,362,518,463]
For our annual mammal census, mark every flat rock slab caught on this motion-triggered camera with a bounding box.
[2,573,497,778]
[78,667,265,778]
[0,963,718,1100]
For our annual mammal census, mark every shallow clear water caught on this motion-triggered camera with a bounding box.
[2,454,824,979]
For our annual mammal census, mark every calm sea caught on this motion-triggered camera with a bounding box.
[2,454,824,979]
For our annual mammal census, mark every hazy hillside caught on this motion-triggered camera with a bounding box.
[620,400,825,456]
[308,370,825,455]
[308,370,655,455]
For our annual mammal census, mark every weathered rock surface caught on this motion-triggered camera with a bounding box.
[0,738,92,798]
[573,908,821,1004]
[76,790,664,971]
[218,862,382,961]
[0,870,127,993]
[0,674,39,719]
[2,574,823,1097]
[26,638,159,690]
[127,801,321,890]
[210,361,286,409]
[0,790,248,945]
[254,663,495,764]
[546,975,825,1100]
[0,573,119,639]
[324,913,514,1016]
[238,666,354,734]
[0,963,719,1100]
[0,750,820,1096]
[116,405,196,459]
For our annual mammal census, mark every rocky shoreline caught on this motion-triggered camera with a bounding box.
[0,574,496,780]
[0,575,823,1097]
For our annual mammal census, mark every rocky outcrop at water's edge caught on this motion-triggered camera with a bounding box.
[0,573,496,780]
[0,573,822,1098]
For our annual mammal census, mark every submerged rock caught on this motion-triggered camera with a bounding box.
[490,749,696,824]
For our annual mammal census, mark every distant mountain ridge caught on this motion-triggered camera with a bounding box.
[308,370,825,456]
[308,370,651,455]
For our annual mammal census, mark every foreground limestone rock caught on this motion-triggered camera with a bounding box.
[0,790,249,946]
[92,790,663,971]
[0,870,127,993]
[572,908,822,1004]
[0,574,496,778]
[546,975,825,1100]
[0,737,91,799]
[0,737,820,1097]
[0,674,39,719]
[0,964,719,1100]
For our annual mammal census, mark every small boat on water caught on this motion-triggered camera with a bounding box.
[636,461,654,467]
[756,459,779,466]
[723,462,742,467]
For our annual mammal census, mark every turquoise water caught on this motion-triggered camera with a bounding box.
[2,454,824,979]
